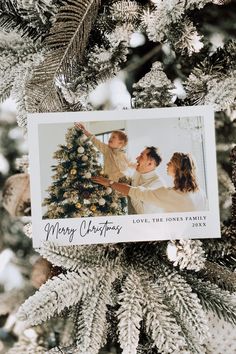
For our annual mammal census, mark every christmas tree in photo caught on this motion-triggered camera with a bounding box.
[43,125,126,219]
[0,0,235,353]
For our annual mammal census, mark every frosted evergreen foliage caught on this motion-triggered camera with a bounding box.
[0,31,43,127]
[143,0,210,42]
[143,279,187,353]
[16,0,58,27]
[169,18,203,55]
[185,69,236,110]
[16,237,236,353]
[117,271,143,354]
[39,242,120,271]
[76,270,115,354]
[185,276,236,325]
[61,41,129,107]
[1,0,236,353]
[17,268,109,326]
[157,266,210,353]
[167,240,206,271]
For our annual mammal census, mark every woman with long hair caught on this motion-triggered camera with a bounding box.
[93,152,207,213]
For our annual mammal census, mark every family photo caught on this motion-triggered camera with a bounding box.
[40,114,209,219]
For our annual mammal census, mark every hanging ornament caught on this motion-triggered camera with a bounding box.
[99,198,106,206]
[106,187,113,194]
[82,155,88,161]
[79,135,87,143]
[84,172,92,179]
[111,202,118,209]
[84,199,91,205]
[70,168,77,175]
[75,202,82,209]
[2,173,31,217]
[77,146,85,154]
[90,205,97,212]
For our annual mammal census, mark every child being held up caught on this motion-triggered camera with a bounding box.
[74,122,135,182]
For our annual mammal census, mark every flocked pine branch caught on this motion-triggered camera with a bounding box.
[142,0,211,43]
[157,264,209,353]
[0,0,44,40]
[75,269,115,354]
[39,242,122,271]
[61,41,129,107]
[117,270,143,354]
[143,276,188,354]
[200,260,236,292]
[167,17,203,56]
[185,69,236,110]
[17,268,110,327]
[16,0,58,28]
[110,0,141,25]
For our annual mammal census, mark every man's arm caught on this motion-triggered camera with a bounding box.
[92,177,166,205]
[92,176,130,195]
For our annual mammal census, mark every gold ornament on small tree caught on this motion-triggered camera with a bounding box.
[70,168,77,175]
[90,205,97,212]
[75,202,82,209]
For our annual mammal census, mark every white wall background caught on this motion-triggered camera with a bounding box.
[125,116,206,190]
[38,116,206,212]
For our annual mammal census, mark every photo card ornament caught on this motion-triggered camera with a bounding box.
[27,106,221,247]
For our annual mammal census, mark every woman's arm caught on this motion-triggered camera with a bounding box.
[128,185,166,205]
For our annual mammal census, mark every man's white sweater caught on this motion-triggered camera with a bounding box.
[129,170,165,214]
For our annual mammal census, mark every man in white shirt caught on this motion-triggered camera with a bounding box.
[94,146,165,214]
[128,146,165,214]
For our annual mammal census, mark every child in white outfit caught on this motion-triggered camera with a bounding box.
[74,122,135,182]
